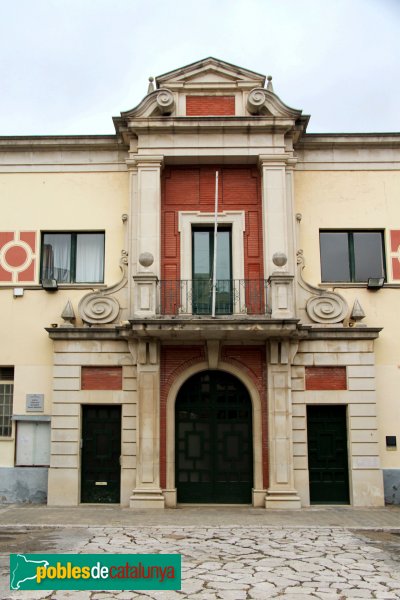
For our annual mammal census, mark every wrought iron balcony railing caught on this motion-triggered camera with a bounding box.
[158,279,271,316]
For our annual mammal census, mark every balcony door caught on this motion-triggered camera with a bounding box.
[192,227,232,314]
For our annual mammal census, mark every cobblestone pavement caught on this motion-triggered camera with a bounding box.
[1,525,400,600]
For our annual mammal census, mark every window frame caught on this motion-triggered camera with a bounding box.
[319,229,386,284]
[0,367,14,438]
[40,231,105,285]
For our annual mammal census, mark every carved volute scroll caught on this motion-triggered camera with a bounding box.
[247,89,267,114]
[246,87,303,118]
[156,89,175,115]
[78,250,128,325]
[297,250,348,324]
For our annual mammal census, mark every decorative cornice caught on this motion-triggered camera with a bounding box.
[0,135,126,152]
[126,155,164,169]
[155,57,266,89]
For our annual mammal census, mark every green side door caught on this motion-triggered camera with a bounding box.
[81,405,121,503]
[307,405,350,504]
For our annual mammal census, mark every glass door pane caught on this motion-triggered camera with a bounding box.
[215,230,232,314]
[192,228,232,314]
[193,231,212,314]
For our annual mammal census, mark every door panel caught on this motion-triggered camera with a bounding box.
[175,371,253,503]
[307,405,349,504]
[81,405,121,503]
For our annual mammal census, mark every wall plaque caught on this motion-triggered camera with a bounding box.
[26,394,44,412]
[352,456,380,469]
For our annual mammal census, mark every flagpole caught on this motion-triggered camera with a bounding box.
[211,170,219,317]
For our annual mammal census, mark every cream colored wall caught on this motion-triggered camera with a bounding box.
[0,172,129,467]
[0,172,128,283]
[294,170,400,471]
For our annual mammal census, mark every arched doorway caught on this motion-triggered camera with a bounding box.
[175,370,253,503]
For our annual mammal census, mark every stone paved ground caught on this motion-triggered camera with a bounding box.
[1,525,400,600]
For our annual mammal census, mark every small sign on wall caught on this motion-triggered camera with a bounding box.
[26,394,44,412]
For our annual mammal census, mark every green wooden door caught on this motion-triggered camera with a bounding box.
[81,405,121,503]
[175,371,253,503]
[307,405,350,504]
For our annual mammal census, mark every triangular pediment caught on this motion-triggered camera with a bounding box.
[156,57,265,90]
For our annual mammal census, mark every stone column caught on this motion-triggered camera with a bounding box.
[127,156,163,315]
[130,339,165,508]
[265,339,301,508]
[259,156,296,319]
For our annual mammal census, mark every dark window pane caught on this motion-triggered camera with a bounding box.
[0,382,13,437]
[353,232,384,281]
[216,231,231,280]
[42,234,72,282]
[193,231,210,278]
[320,233,350,282]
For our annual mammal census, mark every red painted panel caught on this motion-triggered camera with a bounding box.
[0,232,14,250]
[18,262,35,282]
[4,245,27,268]
[0,265,12,282]
[305,367,347,390]
[186,96,235,116]
[20,231,36,252]
[392,257,400,280]
[81,367,122,390]
[390,230,400,252]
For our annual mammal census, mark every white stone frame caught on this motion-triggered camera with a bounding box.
[163,361,266,508]
[178,210,245,314]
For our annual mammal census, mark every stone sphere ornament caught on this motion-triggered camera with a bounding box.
[272,252,287,267]
[139,252,154,269]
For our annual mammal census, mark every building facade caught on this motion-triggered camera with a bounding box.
[0,58,399,508]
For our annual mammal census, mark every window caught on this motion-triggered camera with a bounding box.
[0,367,14,437]
[320,231,385,283]
[192,227,232,314]
[41,232,104,284]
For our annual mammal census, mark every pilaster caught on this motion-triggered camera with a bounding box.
[265,340,301,508]
[260,156,296,318]
[259,155,290,278]
[129,339,165,508]
[127,156,163,315]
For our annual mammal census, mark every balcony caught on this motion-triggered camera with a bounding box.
[128,273,299,340]
[158,279,271,316]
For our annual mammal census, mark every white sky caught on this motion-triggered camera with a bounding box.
[0,0,399,136]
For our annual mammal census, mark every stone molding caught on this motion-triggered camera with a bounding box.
[296,250,348,324]
[118,88,176,120]
[247,88,302,119]
[78,250,128,325]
